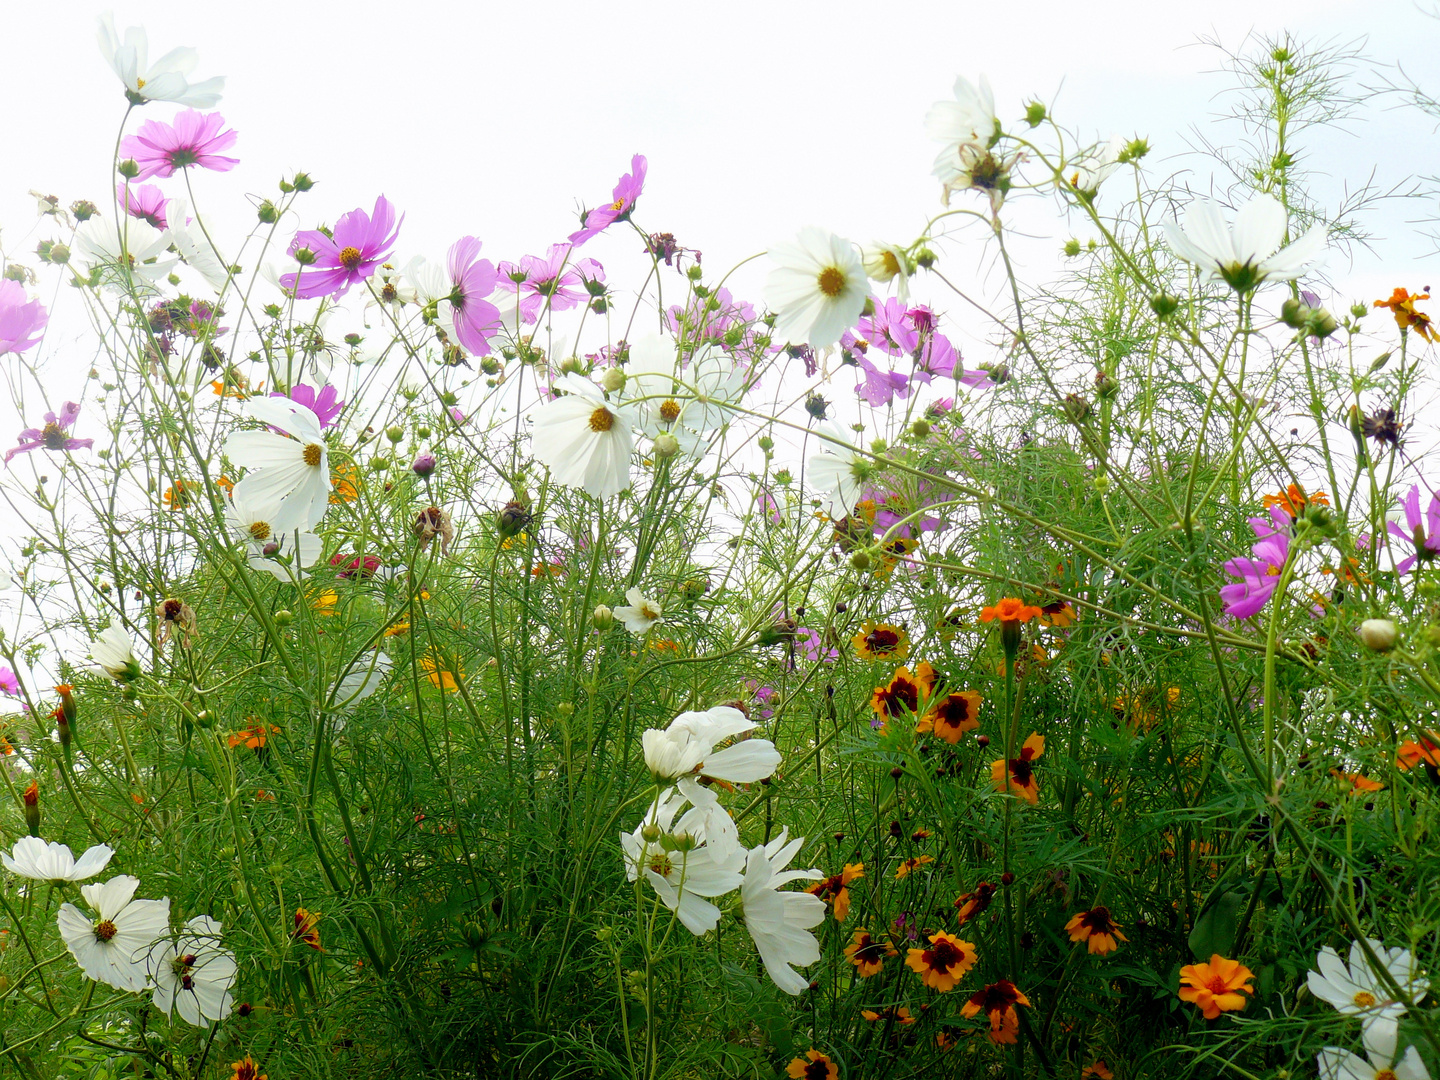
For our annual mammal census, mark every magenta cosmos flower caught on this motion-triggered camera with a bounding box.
[117,182,170,228]
[568,153,648,245]
[1219,505,1292,618]
[1387,484,1440,574]
[282,195,402,300]
[0,281,48,357]
[119,109,238,181]
[446,237,502,356]
[4,402,95,465]
[496,243,596,323]
[272,383,345,429]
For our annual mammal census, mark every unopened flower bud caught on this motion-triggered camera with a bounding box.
[652,432,680,459]
[1063,239,1082,257]
[757,435,775,453]
[914,247,937,269]
[1063,393,1092,423]
[411,453,437,478]
[290,172,315,192]
[1150,293,1180,318]
[1001,871,1015,886]
[46,241,71,265]
[293,247,317,266]
[1119,138,1151,163]
[1024,101,1047,127]
[911,419,931,438]
[497,499,532,538]
[601,368,626,393]
[976,733,990,748]
[889,767,904,780]
[70,199,98,222]
[641,824,662,843]
[274,609,294,627]
[850,549,873,571]
[23,782,39,837]
[385,425,405,443]
[257,200,279,223]
[805,394,829,420]
[1350,302,1368,320]
[1358,619,1397,652]
[1369,352,1392,373]
[592,605,614,631]
[117,159,140,179]
[261,541,280,557]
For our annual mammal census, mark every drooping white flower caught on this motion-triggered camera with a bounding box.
[97,15,225,107]
[624,332,681,400]
[1308,939,1426,1028]
[530,373,634,500]
[807,424,870,518]
[1318,1018,1431,1080]
[57,875,171,991]
[149,915,237,1026]
[335,650,392,708]
[1,837,114,883]
[1165,193,1327,292]
[620,788,744,935]
[1066,134,1127,199]
[738,829,825,995]
[76,217,177,293]
[224,489,323,581]
[862,242,911,301]
[164,200,230,293]
[226,397,333,535]
[89,623,142,683]
[613,588,662,633]
[765,228,868,349]
[401,255,460,340]
[925,74,998,195]
[677,346,746,434]
[641,706,781,785]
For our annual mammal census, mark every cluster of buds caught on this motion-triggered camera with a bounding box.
[1279,297,1339,339]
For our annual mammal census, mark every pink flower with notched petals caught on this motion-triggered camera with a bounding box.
[569,153,647,245]
[119,110,238,181]
[855,354,910,406]
[117,182,170,229]
[1219,505,1292,618]
[446,237,502,356]
[496,244,589,323]
[0,281,48,357]
[1387,484,1440,575]
[4,402,95,466]
[272,384,345,430]
[281,196,402,300]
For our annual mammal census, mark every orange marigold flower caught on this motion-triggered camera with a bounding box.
[869,662,937,728]
[162,480,192,509]
[228,723,281,751]
[1082,1060,1114,1079]
[1263,484,1329,519]
[807,863,864,922]
[905,930,977,992]
[291,908,323,951]
[1374,287,1437,343]
[256,789,275,802]
[852,622,910,662]
[953,881,996,926]
[1177,954,1254,1019]
[961,979,1031,1044]
[231,1056,267,1080]
[844,929,897,977]
[991,733,1044,804]
[1330,768,1384,794]
[214,474,235,496]
[1397,732,1440,770]
[420,656,462,692]
[1037,600,1076,628]
[862,1005,916,1025]
[329,460,360,503]
[895,854,934,880]
[1065,906,1127,955]
[916,689,982,743]
[786,1049,838,1080]
[979,597,1043,625]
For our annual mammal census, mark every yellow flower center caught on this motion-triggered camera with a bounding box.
[589,407,615,433]
[1353,991,1377,1008]
[659,399,681,423]
[1376,1071,1398,1080]
[817,266,846,298]
[337,246,363,269]
[135,77,146,89]
[647,852,672,876]
[303,443,324,467]
[93,920,119,942]
[880,251,900,276]
[41,422,67,449]
[249,521,272,541]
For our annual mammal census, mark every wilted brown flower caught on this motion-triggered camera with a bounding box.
[156,598,198,649]
[413,507,455,554]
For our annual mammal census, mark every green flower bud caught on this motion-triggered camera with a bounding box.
[117,160,140,179]
[1150,293,1180,318]
[275,609,294,627]
[1062,239,1082,257]
[592,605,614,631]
[1024,101,1047,127]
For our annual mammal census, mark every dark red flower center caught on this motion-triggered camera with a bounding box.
[93,920,118,942]
[865,629,900,655]
[41,422,67,450]
[924,938,964,972]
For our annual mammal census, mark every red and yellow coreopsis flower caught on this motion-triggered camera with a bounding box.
[1081,1061,1113,1080]
[1178,954,1254,1019]
[991,733,1045,804]
[786,1049,839,1080]
[895,855,935,880]
[231,1056,267,1080]
[961,979,1031,1044]
[1374,287,1437,342]
[905,930,977,992]
[291,908,322,951]
[954,881,997,926]
[852,622,910,662]
[807,862,864,922]
[1065,906,1127,955]
[844,929,897,978]
[869,662,937,729]
[862,1005,916,1025]
[916,689,982,743]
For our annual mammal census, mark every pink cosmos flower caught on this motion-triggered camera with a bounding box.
[282,195,402,300]
[667,286,764,351]
[1219,505,1292,619]
[0,281,48,357]
[0,667,18,696]
[855,354,911,407]
[117,182,170,228]
[496,244,591,323]
[446,237,502,356]
[568,153,648,245]
[1387,484,1440,575]
[865,484,945,537]
[4,402,95,465]
[331,553,381,579]
[798,627,837,664]
[119,109,238,180]
[743,679,778,720]
[272,384,345,430]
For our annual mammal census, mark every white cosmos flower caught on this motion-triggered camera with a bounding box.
[164,200,230,293]
[224,490,323,581]
[807,424,870,518]
[641,705,781,785]
[57,875,171,991]
[738,828,825,995]
[1165,193,1327,292]
[89,623,142,683]
[765,228,868,349]
[76,217,177,293]
[620,788,745,935]
[1,837,114,883]
[149,915,236,1026]
[862,242,911,301]
[226,397,333,535]
[97,14,225,106]
[335,650,392,708]
[925,74,998,192]
[1308,939,1426,1028]
[401,255,460,341]
[625,332,681,400]
[530,373,634,500]
[363,262,418,324]
[1066,134,1127,199]
[1318,1019,1431,1080]
[613,588,662,633]
[677,346,745,434]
